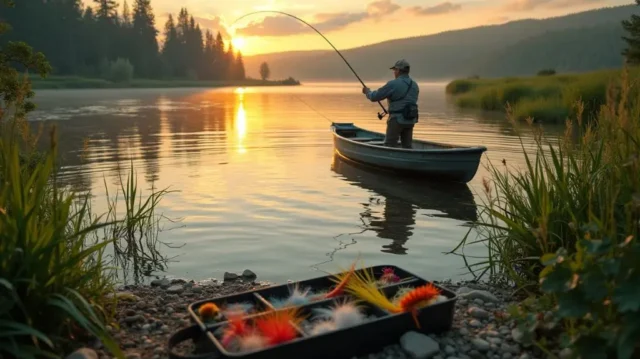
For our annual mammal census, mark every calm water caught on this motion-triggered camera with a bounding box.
[29,82,562,285]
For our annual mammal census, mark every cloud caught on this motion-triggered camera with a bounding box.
[235,0,400,37]
[488,16,511,23]
[193,16,231,39]
[503,0,604,11]
[407,2,462,16]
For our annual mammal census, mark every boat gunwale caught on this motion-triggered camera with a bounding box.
[330,123,488,154]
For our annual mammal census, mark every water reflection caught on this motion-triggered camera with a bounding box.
[331,154,478,255]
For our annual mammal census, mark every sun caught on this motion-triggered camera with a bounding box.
[231,36,247,52]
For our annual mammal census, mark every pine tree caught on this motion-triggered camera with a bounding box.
[93,0,119,21]
[122,0,132,28]
[213,31,226,80]
[235,52,246,80]
[131,0,159,77]
[161,14,182,77]
[224,42,235,80]
[622,0,640,64]
[202,30,216,80]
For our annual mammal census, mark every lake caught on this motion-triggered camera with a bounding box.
[28,81,562,285]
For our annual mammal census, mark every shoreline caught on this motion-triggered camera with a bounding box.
[30,76,301,90]
[66,272,554,359]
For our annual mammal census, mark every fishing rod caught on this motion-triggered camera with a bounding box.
[230,11,389,120]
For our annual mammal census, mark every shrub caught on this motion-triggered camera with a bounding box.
[513,97,570,123]
[445,79,475,95]
[109,58,134,83]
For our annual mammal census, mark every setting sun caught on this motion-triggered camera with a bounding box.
[231,36,247,52]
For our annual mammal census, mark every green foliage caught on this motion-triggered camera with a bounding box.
[108,58,134,83]
[451,67,640,357]
[445,68,638,123]
[537,69,556,76]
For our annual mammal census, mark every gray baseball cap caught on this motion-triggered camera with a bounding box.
[390,59,410,70]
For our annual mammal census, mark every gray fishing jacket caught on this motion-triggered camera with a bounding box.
[364,74,419,125]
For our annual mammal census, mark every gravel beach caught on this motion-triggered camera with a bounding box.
[66,273,552,359]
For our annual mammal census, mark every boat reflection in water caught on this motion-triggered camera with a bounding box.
[330,153,478,255]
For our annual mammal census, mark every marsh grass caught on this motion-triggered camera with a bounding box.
[0,86,175,358]
[450,66,640,291]
[446,67,640,123]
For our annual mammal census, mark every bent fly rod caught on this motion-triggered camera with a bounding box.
[230,11,389,120]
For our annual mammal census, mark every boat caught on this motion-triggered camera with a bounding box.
[330,122,487,183]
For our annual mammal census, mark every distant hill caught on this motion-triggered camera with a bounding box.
[243,5,638,81]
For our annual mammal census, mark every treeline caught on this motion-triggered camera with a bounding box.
[0,0,245,81]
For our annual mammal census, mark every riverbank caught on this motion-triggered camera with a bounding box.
[67,274,552,359]
[445,67,638,123]
[30,76,301,90]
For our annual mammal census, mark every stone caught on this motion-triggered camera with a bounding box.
[66,348,98,359]
[518,354,530,359]
[487,337,502,345]
[458,299,468,306]
[468,350,482,359]
[142,324,151,331]
[471,338,490,352]
[445,346,456,355]
[224,272,239,281]
[511,328,530,346]
[192,286,203,293]
[503,353,512,359]
[166,285,184,294]
[468,319,482,328]
[485,330,500,337]
[473,299,485,306]
[125,353,141,359]
[460,345,472,354]
[123,315,143,324]
[242,269,257,278]
[459,328,470,336]
[456,287,475,295]
[400,331,440,359]
[171,278,186,284]
[468,307,490,319]
[151,278,171,288]
[459,289,499,303]
[485,302,496,308]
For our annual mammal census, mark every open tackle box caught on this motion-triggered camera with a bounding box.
[167,265,457,359]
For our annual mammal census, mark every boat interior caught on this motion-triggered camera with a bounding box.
[334,125,462,150]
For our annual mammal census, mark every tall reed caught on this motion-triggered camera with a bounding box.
[451,66,640,291]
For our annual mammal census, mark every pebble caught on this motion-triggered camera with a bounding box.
[559,348,572,359]
[473,299,485,306]
[65,348,98,359]
[468,319,482,328]
[125,353,141,359]
[459,328,470,336]
[445,346,456,355]
[485,330,500,337]
[518,354,530,359]
[242,269,257,278]
[150,278,171,288]
[457,287,500,303]
[471,338,490,352]
[123,315,143,324]
[224,272,239,281]
[166,285,184,294]
[468,307,490,319]
[488,337,502,345]
[400,331,440,359]
[503,353,512,359]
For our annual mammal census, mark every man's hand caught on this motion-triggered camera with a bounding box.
[362,86,370,94]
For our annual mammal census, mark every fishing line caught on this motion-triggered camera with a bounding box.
[292,95,334,123]
[230,10,389,120]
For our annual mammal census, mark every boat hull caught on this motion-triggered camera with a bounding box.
[331,122,487,183]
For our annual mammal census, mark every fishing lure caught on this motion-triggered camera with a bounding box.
[198,302,221,321]
[269,284,314,309]
[378,267,401,285]
[326,260,357,298]
[342,262,441,328]
[237,332,268,352]
[254,307,305,346]
[313,300,367,330]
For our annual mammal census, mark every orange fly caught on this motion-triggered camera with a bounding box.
[326,261,357,298]
[254,308,305,345]
[221,313,249,347]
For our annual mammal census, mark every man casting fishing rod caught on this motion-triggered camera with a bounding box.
[362,59,420,149]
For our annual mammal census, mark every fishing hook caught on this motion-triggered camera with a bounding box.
[230,10,389,120]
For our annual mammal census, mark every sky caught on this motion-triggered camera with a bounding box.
[92,0,632,56]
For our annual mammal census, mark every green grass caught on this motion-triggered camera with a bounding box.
[30,75,301,89]
[446,67,640,123]
[449,67,640,357]
[0,92,172,358]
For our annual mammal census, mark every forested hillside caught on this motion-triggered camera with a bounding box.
[0,0,245,81]
[243,5,638,81]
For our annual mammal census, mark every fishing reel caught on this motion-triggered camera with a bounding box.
[377,108,388,120]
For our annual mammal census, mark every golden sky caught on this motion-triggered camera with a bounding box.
[90,0,631,56]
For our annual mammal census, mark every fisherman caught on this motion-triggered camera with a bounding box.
[362,59,419,148]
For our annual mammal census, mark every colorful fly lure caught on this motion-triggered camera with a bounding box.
[377,267,401,285]
[218,307,306,352]
[333,261,443,329]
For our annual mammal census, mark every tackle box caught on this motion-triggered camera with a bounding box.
[167,265,457,359]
